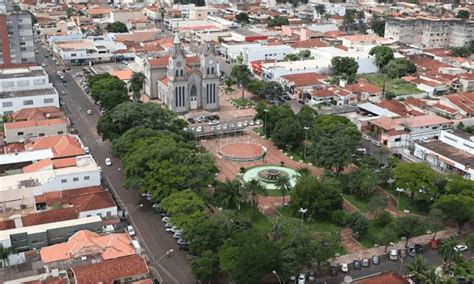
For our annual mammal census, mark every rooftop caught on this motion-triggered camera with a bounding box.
[353,271,408,284]
[0,67,46,80]
[71,255,148,284]
[280,72,324,87]
[421,140,474,167]
[358,102,400,118]
[5,118,67,130]
[231,28,265,37]
[0,88,57,99]
[25,135,84,158]
[11,106,64,121]
[395,114,451,128]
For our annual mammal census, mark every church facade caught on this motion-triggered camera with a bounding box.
[143,33,220,114]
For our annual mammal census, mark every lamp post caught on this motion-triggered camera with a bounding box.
[272,270,282,284]
[264,108,269,139]
[298,207,308,222]
[153,249,174,265]
[128,203,144,215]
[303,126,309,160]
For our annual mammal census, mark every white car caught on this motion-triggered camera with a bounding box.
[105,158,112,166]
[237,121,243,128]
[87,109,93,115]
[208,120,220,125]
[298,273,306,284]
[454,244,468,252]
[41,63,47,67]
[127,225,136,237]
[84,147,90,154]
[340,263,349,273]
[162,216,170,223]
[389,249,399,261]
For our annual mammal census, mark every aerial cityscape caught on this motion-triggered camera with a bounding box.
[0,0,472,283]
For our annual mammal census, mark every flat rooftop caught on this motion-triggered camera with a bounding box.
[358,102,400,118]
[421,140,474,166]
[0,67,47,79]
[0,87,57,99]
[232,28,264,37]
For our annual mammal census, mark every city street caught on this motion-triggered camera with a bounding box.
[35,43,196,283]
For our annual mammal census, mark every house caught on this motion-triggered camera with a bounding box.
[309,86,357,106]
[414,130,474,180]
[40,230,135,264]
[439,92,474,117]
[459,73,474,92]
[70,255,149,284]
[345,81,382,103]
[279,72,325,98]
[376,100,425,117]
[231,28,268,42]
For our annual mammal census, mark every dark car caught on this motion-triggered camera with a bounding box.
[187,118,196,124]
[278,96,286,103]
[414,244,424,254]
[353,260,362,270]
[298,99,305,105]
[283,95,291,100]
[329,266,338,277]
[207,115,220,120]
[372,255,380,265]
[308,271,316,281]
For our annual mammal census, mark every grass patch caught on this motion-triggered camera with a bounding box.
[342,194,371,213]
[358,221,385,248]
[238,206,271,234]
[231,98,255,107]
[277,207,343,233]
[364,74,422,96]
[386,187,428,216]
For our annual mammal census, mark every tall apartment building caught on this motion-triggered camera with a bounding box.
[0,0,36,68]
[385,17,474,48]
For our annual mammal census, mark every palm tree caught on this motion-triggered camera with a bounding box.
[405,256,428,283]
[276,175,291,206]
[214,179,244,210]
[129,72,145,102]
[0,245,14,267]
[223,77,236,96]
[424,267,442,284]
[438,237,458,271]
[244,179,268,206]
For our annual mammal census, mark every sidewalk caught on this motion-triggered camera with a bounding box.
[332,228,457,264]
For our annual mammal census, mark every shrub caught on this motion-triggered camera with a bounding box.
[375,211,392,227]
[331,210,347,226]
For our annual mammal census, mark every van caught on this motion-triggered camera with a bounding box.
[132,240,142,255]
[356,148,367,155]
[389,249,399,261]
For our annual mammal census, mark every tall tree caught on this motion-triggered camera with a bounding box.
[455,10,470,20]
[276,175,291,206]
[367,195,386,220]
[191,251,220,282]
[393,163,436,200]
[223,77,236,96]
[271,117,304,150]
[331,57,359,83]
[343,9,356,31]
[434,194,474,233]
[369,46,394,69]
[311,115,361,175]
[438,237,458,270]
[214,179,245,210]
[230,61,252,100]
[371,15,386,37]
[106,21,128,33]
[0,245,13,266]
[315,4,326,21]
[244,179,268,206]
[405,256,429,283]
[129,72,145,102]
[235,12,249,24]
[347,167,381,198]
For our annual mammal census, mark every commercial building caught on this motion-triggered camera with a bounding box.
[0,1,36,68]
[385,17,474,48]
[260,59,329,81]
[0,66,59,116]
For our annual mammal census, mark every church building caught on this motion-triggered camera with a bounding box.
[144,33,220,114]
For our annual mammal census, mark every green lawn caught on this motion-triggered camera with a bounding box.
[358,221,385,248]
[342,194,372,213]
[364,74,422,96]
[231,98,255,107]
[277,207,344,233]
[386,187,428,216]
[237,206,271,234]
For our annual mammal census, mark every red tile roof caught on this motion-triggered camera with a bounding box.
[353,272,408,284]
[5,118,67,130]
[72,255,149,284]
[377,100,412,117]
[433,102,458,114]
[23,158,53,173]
[290,39,328,49]
[12,107,64,121]
[411,57,451,75]
[280,72,324,87]
[25,135,84,158]
[444,92,474,115]
[346,82,382,94]
[22,207,78,227]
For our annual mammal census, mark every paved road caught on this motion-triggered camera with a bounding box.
[35,43,196,284]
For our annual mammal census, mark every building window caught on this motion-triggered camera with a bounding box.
[207,67,210,74]
[3,111,13,116]
[39,133,45,137]
[23,100,33,106]
[61,179,67,183]
[394,138,401,142]
[57,131,64,134]
[17,132,24,136]
[180,69,184,77]
[84,176,90,180]
[211,67,214,74]
[2,81,14,88]
[44,98,54,104]
[73,177,79,182]
[175,70,179,77]
[106,211,112,217]
[87,214,91,217]
[97,213,102,217]
[2,102,13,107]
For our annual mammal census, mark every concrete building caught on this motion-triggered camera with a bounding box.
[0,66,59,116]
[414,130,474,180]
[110,9,144,24]
[0,2,36,68]
[242,44,295,66]
[4,118,68,143]
[385,17,474,48]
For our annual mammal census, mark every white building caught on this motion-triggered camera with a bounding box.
[243,44,295,66]
[0,67,58,116]
[260,59,330,81]
[311,46,378,74]
[414,130,474,180]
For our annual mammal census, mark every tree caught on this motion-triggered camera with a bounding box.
[271,117,304,149]
[438,237,458,270]
[456,10,470,20]
[267,16,289,27]
[346,212,369,236]
[0,245,14,266]
[357,11,367,34]
[235,12,249,24]
[244,179,267,206]
[289,175,343,219]
[112,127,161,158]
[184,216,225,255]
[315,4,326,20]
[223,77,236,96]
[427,208,445,240]
[347,167,380,198]
[393,163,436,201]
[230,63,252,100]
[66,7,75,18]
[369,46,394,69]
[389,215,428,246]
[129,72,145,102]
[284,53,300,62]
[276,175,291,206]
[371,15,385,37]
[434,194,474,233]
[382,58,417,78]
[343,9,356,31]
[405,256,429,283]
[311,115,361,175]
[331,57,359,83]
[377,227,397,253]
[445,175,474,196]
[219,230,279,284]
[88,73,130,110]
[97,102,186,141]
[106,21,128,33]
[214,179,245,210]
[256,104,294,137]
[191,251,220,282]
[367,195,386,220]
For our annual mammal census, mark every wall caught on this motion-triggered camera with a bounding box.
[5,122,68,143]
[0,91,59,116]
[79,206,118,219]
[439,130,474,155]
[110,10,144,23]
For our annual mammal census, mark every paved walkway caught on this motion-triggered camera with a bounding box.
[332,228,457,265]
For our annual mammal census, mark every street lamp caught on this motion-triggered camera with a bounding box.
[303,126,309,160]
[298,207,308,222]
[128,203,144,215]
[153,249,174,264]
[272,270,282,284]
[264,108,269,138]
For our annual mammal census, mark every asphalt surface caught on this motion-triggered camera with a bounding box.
[35,42,196,284]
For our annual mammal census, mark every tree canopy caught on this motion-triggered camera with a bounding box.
[105,21,128,33]
[331,57,359,83]
[382,58,416,78]
[455,10,470,20]
[369,46,394,69]
[129,72,145,102]
[235,12,249,24]
[88,73,129,111]
[393,163,437,201]
[267,16,289,27]
[371,15,385,37]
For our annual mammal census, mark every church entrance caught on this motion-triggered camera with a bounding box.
[190,85,198,109]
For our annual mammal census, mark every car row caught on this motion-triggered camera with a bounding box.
[187,114,220,124]
[190,119,262,133]
[340,255,380,273]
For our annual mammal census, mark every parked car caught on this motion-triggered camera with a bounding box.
[372,140,382,147]
[362,258,370,267]
[173,231,183,239]
[308,271,316,281]
[87,109,93,115]
[298,273,306,284]
[161,216,170,223]
[454,244,468,252]
[127,225,136,237]
[389,249,399,261]
[414,244,424,254]
[408,245,417,256]
[340,263,349,273]
[243,120,249,127]
[362,134,370,140]
[372,255,380,265]
[330,266,338,276]
[84,147,90,154]
[283,95,291,100]
[61,90,66,96]
[187,118,196,124]
[353,260,361,270]
[208,120,220,125]
[105,158,112,166]
[255,119,262,125]
[249,120,255,126]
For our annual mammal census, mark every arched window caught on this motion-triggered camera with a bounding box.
[175,70,179,77]
[180,69,184,76]
[207,68,210,75]
[211,67,215,74]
